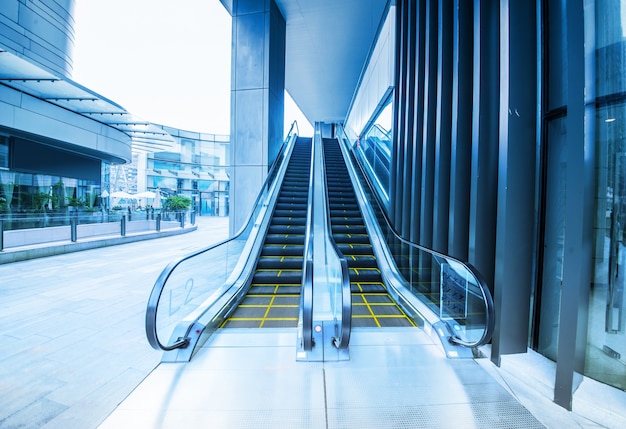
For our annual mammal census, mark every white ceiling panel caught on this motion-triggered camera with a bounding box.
[276,0,389,124]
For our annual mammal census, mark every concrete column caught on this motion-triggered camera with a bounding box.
[229,0,286,235]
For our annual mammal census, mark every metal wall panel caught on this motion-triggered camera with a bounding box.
[554,0,591,410]
[417,0,437,248]
[492,0,538,364]
[448,0,473,261]
[468,0,499,289]
[0,0,76,76]
[432,0,453,254]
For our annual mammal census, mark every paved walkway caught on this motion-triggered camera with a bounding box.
[0,214,624,428]
[0,216,230,428]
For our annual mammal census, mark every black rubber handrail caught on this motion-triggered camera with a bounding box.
[146,122,299,351]
[336,125,495,348]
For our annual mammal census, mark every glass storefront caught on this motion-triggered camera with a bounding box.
[0,170,103,230]
[586,0,626,389]
[0,136,8,168]
[538,0,626,391]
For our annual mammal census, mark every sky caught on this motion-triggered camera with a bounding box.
[72,0,312,136]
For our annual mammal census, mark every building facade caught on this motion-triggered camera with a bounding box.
[137,126,230,217]
[0,0,133,220]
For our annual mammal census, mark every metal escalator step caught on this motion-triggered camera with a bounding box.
[256,257,303,269]
[327,192,354,199]
[268,224,306,234]
[332,224,367,234]
[349,267,382,282]
[277,196,308,203]
[350,293,415,328]
[337,243,374,255]
[237,295,300,305]
[328,208,361,216]
[264,234,305,245]
[248,284,302,294]
[332,234,370,244]
[350,282,387,293]
[330,217,364,225]
[252,270,303,284]
[271,217,306,226]
[272,209,307,218]
[261,245,304,256]
[328,197,358,204]
[345,255,378,268]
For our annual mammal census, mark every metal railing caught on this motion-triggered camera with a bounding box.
[145,122,300,359]
[336,126,495,349]
[0,210,193,251]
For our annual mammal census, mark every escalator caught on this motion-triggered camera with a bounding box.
[220,137,312,328]
[146,127,493,362]
[323,138,414,328]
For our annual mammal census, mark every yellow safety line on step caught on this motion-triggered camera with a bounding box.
[259,296,276,327]
[361,295,381,328]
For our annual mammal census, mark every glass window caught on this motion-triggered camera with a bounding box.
[547,0,567,110]
[0,136,8,169]
[585,0,626,390]
[355,98,393,204]
[537,117,567,361]
[588,103,626,390]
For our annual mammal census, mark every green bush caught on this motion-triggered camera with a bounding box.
[163,195,192,211]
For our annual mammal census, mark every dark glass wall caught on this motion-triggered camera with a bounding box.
[585,0,626,392]
[385,0,626,408]
[392,0,537,364]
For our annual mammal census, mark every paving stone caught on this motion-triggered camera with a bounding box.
[0,217,229,429]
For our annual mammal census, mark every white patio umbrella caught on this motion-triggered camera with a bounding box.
[110,191,135,199]
[153,188,162,210]
[135,191,156,199]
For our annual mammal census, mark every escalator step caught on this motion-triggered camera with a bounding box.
[332,224,367,235]
[332,234,371,244]
[271,217,306,226]
[350,282,387,293]
[330,217,364,226]
[256,257,303,269]
[248,284,302,295]
[273,209,307,217]
[349,267,382,282]
[264,235,305,245]
[268,225,306,234]
[261,245,304,256]
[345,255,378,268]
[337,243,374,255]
[329,207,360,214]
[252,270,303,284]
